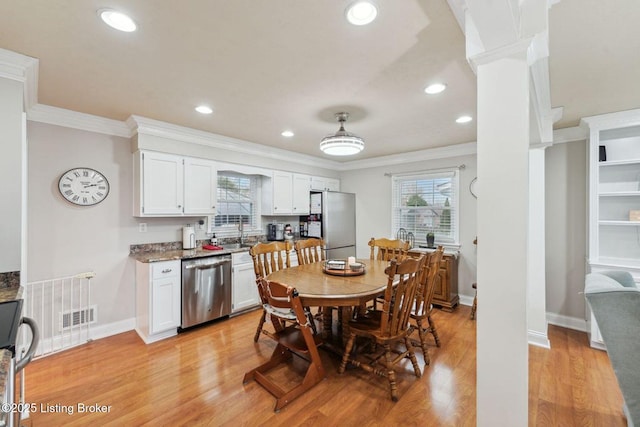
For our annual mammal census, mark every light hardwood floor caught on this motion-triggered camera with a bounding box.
[22,306,625,426]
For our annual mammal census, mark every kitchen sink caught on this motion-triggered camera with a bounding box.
[222,243,254,250]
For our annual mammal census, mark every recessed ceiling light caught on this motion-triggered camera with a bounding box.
[456,115,473,124]
[195,105,213,114]
[281,130,294,137]
[98,9,137,32]
[424,83,447,94]
[345,1,378,26]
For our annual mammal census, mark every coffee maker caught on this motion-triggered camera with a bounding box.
[267,223,284,241]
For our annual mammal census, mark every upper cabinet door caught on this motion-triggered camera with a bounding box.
[183,157,217,215]
[310,175,340,191]
[272,171,293,214]
[141,152,184,215]
[292,173,310,214]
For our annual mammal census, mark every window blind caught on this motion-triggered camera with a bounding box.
[391,170,459,246]
[215,172,259,236]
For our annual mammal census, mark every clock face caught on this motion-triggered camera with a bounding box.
[58,168,110,206]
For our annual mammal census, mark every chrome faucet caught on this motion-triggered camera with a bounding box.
[238,220,245,245]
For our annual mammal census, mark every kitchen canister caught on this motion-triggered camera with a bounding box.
[182,225,196,249]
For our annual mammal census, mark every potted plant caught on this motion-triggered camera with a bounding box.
[426,230,435,248]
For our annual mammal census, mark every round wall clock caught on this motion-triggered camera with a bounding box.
[58,167,110,206]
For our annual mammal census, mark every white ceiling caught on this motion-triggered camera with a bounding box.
[0,0,638,161]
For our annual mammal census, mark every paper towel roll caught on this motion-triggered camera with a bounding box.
[182,226,196,249]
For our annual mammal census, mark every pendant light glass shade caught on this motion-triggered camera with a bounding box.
[320,112,364,156]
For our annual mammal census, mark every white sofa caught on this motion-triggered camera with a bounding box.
[585,271,639,427]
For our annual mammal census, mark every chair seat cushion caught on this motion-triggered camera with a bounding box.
[263,304,297,320]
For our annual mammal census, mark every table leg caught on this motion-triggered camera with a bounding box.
[341,307,352,347]
[322,307,332,339]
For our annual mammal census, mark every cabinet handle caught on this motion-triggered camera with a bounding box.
[162,268,172,273]
[177,205,182,208]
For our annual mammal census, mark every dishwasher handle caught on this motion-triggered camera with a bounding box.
[184,258,231,270]
[16,317,39,373]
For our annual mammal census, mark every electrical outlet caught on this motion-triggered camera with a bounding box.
[139,223,147,233]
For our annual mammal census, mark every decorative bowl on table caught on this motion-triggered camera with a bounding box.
[323,260,365,276]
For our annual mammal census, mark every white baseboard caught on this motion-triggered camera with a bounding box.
[25,318,136,358]
[458,294,474,306]
[90,317,136,340]
[528,329,551,349]
[546,312,587,332]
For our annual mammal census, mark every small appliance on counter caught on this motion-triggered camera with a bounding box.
[267,223,284,241]
[284,224,294,242]
[182,225,196,249]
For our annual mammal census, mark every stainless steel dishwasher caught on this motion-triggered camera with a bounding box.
[181,255,232,328]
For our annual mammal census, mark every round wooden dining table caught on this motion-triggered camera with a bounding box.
[266,258,391,340]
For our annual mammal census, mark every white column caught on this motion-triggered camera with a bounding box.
[476,51,530,426]
[527,147,549,348]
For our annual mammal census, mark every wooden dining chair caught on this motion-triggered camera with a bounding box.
[243,278,325,411]
[368,237,410,261]
[409,246,444,365]
[338,255,427,402]
[294,238,325,265]
[294,238,330,320]
[249,241,293,342]
[366,237,411,313]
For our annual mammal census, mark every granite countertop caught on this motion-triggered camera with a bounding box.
[0,285,23,304]
[130,245,252,263]
[0,349,11,412]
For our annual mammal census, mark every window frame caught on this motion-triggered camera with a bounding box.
[391,169,460,248]
[213,172,261,236]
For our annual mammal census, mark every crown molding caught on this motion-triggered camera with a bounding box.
[0,48,39,110]
[336,142,478,171]
[552,126,587,144]
[27,104,132,138]
[580,108,640,131]
[127,115,341,170]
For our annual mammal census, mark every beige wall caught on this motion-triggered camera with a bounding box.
[545,140,588,320]
[27,122,138,325]
[0,78,24,273]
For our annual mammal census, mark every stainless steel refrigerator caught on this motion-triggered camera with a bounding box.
[308,191,356,259]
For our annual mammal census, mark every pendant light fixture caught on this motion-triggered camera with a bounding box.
[319,112,364,156]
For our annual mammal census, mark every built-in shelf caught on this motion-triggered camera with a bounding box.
[599,158,640,167]
[583,110,640,350]
[599,191,640,197]
[599,220,640,226]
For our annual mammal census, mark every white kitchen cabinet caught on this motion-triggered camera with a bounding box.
[292,173,311,215]
[135,260,181,344]
[133,150,217,217]
[582,108,640,348]
[262,171,310,215]
[232,251,260,313]
[183,157,217,215]
[272,171,293,214]
[310,176,340,191]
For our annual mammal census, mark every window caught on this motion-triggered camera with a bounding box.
[391,170,459,246]
[215,172,259,235]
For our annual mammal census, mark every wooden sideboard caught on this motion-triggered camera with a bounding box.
[409,248,459,312]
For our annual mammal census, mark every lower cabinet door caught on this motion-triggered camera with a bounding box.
[151,276,180,333]
[232,263,260,313]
